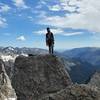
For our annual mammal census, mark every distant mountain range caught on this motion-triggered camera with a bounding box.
[62,58,95,83]
[0,46,100,84]
[62,47,100,66]
[61,47,100,83]
[0,46,48,55]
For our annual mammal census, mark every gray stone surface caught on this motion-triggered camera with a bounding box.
[88,71,100,89]
[12,55,71,100]
[0,59,17,100]
[43,84,100,100]
[11,55,100,100]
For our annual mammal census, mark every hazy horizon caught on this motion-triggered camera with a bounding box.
[0,46,100,51]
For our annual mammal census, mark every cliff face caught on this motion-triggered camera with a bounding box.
[88,71,100,89]
[11,55,100,100]
[12,55,71,100]
[0,59,17,100]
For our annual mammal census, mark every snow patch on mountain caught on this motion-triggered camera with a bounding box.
[20,53,28,57]
[1,55,18,62]
[5,98,16,100]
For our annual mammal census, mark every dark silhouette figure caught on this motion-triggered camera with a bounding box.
[46,27,54,54]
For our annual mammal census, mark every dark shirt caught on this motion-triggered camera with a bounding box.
[46,32,54,42]
[46,32,54,46]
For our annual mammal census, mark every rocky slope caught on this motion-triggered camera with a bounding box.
[0,47,48,79]
[88,71,100,89]
[12,55,100,100]
[0,59,17,100]
[43,84,100,100]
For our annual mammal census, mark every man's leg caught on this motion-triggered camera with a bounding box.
[51,44,54,54]
[50,46,52,54]
[49,45,51,54]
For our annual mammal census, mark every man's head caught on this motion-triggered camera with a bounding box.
[47,27,50,32]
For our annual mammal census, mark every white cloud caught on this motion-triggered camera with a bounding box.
[37,10,47,18]
[38,0,100,33]
[0,3,11,12]
[27,16,34,21]
[17,35,26,41]
[45,0,78,12]
[48,5,61,11]
[35,4,42,9]
[35,0,46,9]
[34,28,64,35]
[40,0,47,5]
[63,32,83,36]
[0,17,7,28]
[12,0,28,9]
[34,28,83,36]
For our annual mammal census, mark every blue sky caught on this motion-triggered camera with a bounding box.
[0,0,100,50]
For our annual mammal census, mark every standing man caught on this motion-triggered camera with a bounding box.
[46,27,54,54]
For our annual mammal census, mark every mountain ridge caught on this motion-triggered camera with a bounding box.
[62,47,100,66]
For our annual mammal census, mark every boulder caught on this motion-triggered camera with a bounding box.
[12,55,72,100]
